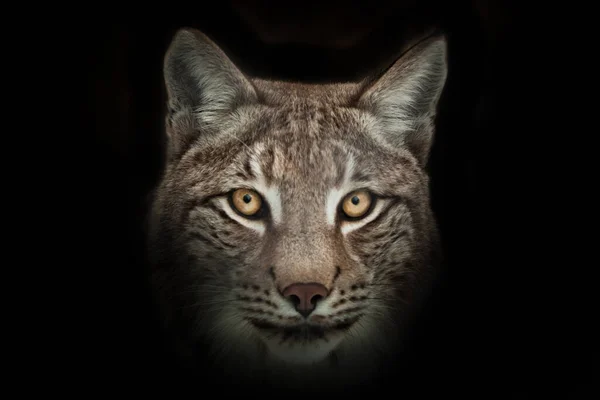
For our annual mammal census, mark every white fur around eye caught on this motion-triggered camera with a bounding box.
[217,197,265,235]
[340,199,387,235]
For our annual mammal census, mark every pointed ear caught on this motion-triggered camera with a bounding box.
[357,35,448,165]
[163,28,258,158]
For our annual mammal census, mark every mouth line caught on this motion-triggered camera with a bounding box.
[248,317,360,335]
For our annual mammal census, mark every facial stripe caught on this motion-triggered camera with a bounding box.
[248,145,265,181]
[326,187,346,226]
[326,153,357,227]
[261,185,282,225]
[247,144,282,225]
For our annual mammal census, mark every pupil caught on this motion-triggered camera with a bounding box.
[243,194,252,203]
[351,196,360,205]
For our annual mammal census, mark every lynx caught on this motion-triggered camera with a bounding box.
[147,28,447,390]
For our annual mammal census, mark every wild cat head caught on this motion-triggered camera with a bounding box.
[148,28,447,380]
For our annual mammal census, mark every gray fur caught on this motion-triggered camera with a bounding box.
[148,28,448,389]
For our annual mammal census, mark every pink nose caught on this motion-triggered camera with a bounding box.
[282,283,329,317]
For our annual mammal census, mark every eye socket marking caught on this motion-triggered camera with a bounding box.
[231,188,264,217]
[340,190,374,220]
[228,187,376,225]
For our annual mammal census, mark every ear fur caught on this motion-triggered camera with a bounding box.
[357,35,448,165]
[163,28,257,158]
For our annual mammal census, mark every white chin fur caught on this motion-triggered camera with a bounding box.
[262,335,345,365]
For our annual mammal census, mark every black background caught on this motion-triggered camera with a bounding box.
[79,0,595,395]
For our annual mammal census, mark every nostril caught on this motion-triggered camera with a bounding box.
[310,294,323,305]
[288,294,301,308]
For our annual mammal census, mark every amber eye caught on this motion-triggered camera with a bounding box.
[341,190,373,219]
[231,189,263,217]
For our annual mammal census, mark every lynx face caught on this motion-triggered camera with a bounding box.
[148,29,447,386]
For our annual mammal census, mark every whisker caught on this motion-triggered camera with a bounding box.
[179,298,242,309]
[206,311,246,336]
[177,283,238,291]
[365,282,414,287]
[361,296,405,302]
[222,131,253,152]
[175,289,240,296]
[364,300,408,310]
